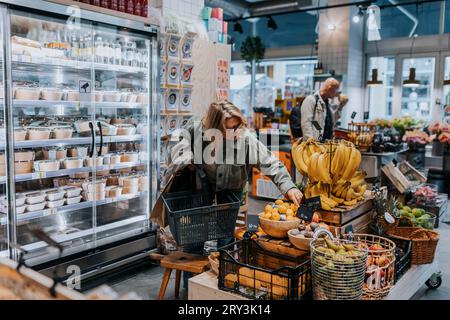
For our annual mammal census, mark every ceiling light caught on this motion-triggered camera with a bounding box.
[367,68,383,86]
[267,16,278,30]
[327,23,336,31]
[403,67,420,87]
[353,6,365,24]
[233,21,243,34]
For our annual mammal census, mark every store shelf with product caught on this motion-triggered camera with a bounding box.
[0,191,147,226]
[12,100,146,109]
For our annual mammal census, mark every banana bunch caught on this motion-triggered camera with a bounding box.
[292,138,325,177]
[292,138,367,211]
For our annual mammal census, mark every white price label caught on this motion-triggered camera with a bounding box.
[32,172,46,179]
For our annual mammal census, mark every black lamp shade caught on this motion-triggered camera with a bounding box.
[367,68,383,86]
[403,67,420,87]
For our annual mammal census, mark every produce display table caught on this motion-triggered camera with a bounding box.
[384,258,440,300]
[188,262,440,301]
[188,271,247,300]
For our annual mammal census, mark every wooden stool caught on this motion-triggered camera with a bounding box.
[157,251,210,300]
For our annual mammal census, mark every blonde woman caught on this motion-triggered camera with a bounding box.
[165,101,303,287]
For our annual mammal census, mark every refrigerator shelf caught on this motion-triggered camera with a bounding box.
[20,215,149,254]
[1,192,148,226]
[0,134,144,150]
[12,59,147,75]
[12,100,146,109]
[0,161,147,183]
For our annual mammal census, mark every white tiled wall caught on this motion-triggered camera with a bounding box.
[155,0,204,20]
[317,0,365,124]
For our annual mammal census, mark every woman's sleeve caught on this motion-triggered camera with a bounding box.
[163,119,195,185]
[249,135,297,195]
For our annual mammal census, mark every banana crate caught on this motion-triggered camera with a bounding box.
[218,238,312,300]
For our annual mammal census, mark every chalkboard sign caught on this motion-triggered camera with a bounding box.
[246,213,259,232]
[297,196,321,222]
[351,111,357,120]
[363,111,369,120]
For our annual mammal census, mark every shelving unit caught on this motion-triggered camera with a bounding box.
[13,100,146,109]
[12,59,147,74]
[0,161,146,183]
[0,2,158,270]
[0,135,143,150]
[0,192,147,226]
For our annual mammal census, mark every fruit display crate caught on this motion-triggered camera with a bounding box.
[407,193,448,228]
[218,238,312,300]
[235,227,308,258]
[317,195,374,226]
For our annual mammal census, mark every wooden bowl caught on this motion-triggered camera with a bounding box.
[287,229,312,251]
[258,216,300,239]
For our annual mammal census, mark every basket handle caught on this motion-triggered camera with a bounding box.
[312,228,335,241]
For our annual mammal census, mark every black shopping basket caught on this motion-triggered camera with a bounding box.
[162,190,241,246]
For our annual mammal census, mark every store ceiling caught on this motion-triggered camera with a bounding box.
[205,0,319,19]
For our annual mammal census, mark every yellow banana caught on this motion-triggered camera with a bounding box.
[330,194,344,204]
[321,194,338,208]
[321,202,333,211]
[317,153,332,184]
[343,199,357,206]
[308,152,321,183]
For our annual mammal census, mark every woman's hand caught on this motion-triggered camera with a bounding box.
[286,188,303,207]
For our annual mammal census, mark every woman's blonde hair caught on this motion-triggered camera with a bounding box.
[202,100,247,133]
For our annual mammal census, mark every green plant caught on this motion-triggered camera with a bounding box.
[370,186,401,236]
[240,36,265,65]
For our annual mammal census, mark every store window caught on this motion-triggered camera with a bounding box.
[401,57,435,120]
[230,59,316,116]
[378,2,441,39]
[367,56,395,119]
[443,57,450,106]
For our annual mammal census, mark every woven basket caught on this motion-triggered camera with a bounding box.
[386,227,439,265]
[342,234,396,300]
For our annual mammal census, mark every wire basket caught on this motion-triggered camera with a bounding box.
[162,190,241,246]
[310,229,368,300]
[343,234,396,300]
[218,238,312,300]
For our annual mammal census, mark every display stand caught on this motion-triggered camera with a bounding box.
[188,271,247,300]
[384,259,440,300]
[188,262,440,300]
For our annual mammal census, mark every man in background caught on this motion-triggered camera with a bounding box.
[289,77,347,141]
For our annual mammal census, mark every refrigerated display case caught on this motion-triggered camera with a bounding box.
[0,0,159,281]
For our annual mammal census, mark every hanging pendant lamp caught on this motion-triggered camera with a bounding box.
[367,68,383,86]
[403,67,420,88]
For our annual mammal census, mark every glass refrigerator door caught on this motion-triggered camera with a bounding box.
[8,10,97,262]
[91,24,151,246]
[0,6,8,257]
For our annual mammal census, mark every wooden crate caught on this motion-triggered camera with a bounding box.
[328,210,373,237]
[317,197,374,226]
[0,257,86,300]
[235,227,308,258]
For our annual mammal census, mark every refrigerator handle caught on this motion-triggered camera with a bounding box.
[97,121,103,157]
[89,122,95,158]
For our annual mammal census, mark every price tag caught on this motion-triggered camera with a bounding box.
[246,213,259,232]
[32,172,46,179]
[296,196,321,222]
